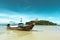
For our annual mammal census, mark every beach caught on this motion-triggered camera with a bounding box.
[0,25,60,40]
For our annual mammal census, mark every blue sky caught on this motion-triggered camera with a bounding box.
[0,0,60,24]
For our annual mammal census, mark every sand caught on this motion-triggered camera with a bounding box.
[0,25,60,40]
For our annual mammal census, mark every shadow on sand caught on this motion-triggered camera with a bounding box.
[32,29,44,32]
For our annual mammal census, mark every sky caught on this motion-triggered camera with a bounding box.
[0,0,60,24]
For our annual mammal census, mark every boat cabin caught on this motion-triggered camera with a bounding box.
[18,23,24,27]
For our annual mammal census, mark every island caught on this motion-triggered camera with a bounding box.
[26,20,57,25]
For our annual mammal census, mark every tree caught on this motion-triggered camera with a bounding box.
[26,20,57,25]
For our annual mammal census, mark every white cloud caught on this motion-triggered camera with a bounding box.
[0,13,9,17]
[48,17,54,19]
[0,13,59,24]
[0,13,31,23]
[0,18,10,23]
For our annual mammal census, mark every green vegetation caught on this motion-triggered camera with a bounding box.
[26,20,57,25]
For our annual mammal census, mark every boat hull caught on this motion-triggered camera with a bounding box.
[7,25,34,31]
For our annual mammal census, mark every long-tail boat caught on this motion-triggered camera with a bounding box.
[7,23,35,31]
[7,18,36,31]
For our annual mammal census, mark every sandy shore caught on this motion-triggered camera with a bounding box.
[0,30,60,40]
[0,25,60,40]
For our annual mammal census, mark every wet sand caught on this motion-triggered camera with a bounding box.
[0,25,60,40]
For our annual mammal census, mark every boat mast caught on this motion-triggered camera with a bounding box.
[35,18,38,24]
[20,18,22,23]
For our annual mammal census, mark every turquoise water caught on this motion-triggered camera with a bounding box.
[0,25,60,40]
[0,25,60,34]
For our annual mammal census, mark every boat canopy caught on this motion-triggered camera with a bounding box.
[18,23,24,26]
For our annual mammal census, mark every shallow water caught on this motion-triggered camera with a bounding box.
[0,25,60,40]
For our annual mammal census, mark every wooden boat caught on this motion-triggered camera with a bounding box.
[7,18,36,31]
[7,23,35,31]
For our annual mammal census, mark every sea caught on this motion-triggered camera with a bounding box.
[0,25,60,40]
